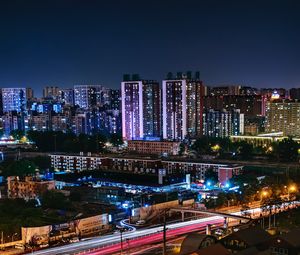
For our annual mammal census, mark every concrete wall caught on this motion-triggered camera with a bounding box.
[21,213,109,245]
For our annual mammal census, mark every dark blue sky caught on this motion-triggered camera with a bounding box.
[0,0,299,95]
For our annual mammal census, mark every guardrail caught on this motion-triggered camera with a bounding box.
[0,240,23,249]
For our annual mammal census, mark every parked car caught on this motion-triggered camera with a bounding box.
[39,243,49,248]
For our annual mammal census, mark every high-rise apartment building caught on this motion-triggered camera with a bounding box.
[289,88,300,100]
[208,85,241,96]
[43,86,60,98]
[110,89,121,111]
[1,88,27,113]
[265,99,300,137]
[58,88,74,106]
[74,85,103,109]
[28,113,51,131]
[121,75,160,140]
[203,109,244,138]
[162,72,204,140]
[26,88,34,100]
[203,95,263,118]
[1,112,25,135]
[51,115,71,132]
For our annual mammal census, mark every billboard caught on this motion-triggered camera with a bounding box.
[75,214,109,237]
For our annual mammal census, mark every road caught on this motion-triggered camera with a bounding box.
[31,215,224,255]
[86,218,224,255]
[30,203,298,255]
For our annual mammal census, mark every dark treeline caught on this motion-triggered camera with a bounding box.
[191,136,300,162]
[27,130,123,153]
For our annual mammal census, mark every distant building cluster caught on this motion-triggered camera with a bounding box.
[0,86,121,136]
[0,71,299,140]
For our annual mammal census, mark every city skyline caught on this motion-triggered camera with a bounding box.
[1,1,300,255]
[0,0,299,94]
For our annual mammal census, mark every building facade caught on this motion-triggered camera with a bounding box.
[7,176,55,200]
[50,153,242,184]
[43,86,60,98]
[162,72,204,140]
[121,78,160,140]
[74,85,104,109]
[265,99,300,137]
[290,88,300,100]
[1,88,27,113]
[58,88,74,106]
[127,140,180,155]
[203,109,244,138]
[203,95,263,118]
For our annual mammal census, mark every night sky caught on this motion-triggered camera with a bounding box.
[0,0,299,95]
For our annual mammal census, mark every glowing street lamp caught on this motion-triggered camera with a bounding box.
[261,190,268,201]
[286,185,297,201]
[211,144,221,152]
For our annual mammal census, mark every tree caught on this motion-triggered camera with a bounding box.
[110,133,123,147]
[69,191,82,202]
[179,143,185,156]
[10,130,25,140]
[31,156,51,170]
[272,138,299,162]
[215,192,227,207]
[204,168,218,185]
[41,190,71,210]
[191,137,211,155]
[236,141,254,160]
[230,173,260,203]
[1,159,37,177]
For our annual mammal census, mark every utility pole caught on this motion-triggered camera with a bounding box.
[269,208,271,229]
[163,210,167,255]
[117,226,125,255]
[120,229,123,255]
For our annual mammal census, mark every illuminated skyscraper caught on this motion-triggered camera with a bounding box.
[162,72,204,140]
[1,88,27,113]
[121,75,160,140]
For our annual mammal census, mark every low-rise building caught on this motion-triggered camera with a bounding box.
[7,176,55,199]
[50,154,242,184]
[127,140,180,155]
[267,228,300,255]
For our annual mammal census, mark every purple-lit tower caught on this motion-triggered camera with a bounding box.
[121,75,160,141]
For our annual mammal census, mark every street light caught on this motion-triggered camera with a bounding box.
[260,190,268,201]
[12,233,17,242]
[287,185,297,201]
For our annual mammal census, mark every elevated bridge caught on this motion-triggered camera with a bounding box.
[170,207,251,227]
